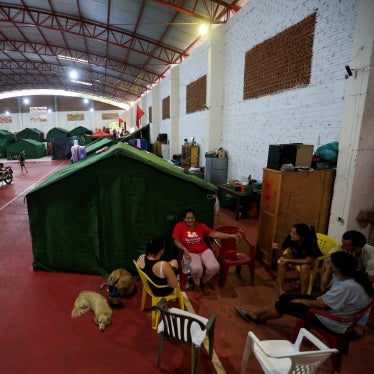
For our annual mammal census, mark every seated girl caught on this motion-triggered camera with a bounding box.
[137,237,179,297]
[276,223,322,294]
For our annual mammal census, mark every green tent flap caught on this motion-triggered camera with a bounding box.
[26,143,217,276]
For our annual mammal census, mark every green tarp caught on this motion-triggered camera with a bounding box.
[26,142,217,276]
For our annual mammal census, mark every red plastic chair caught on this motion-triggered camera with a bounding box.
[292,300,374,373]
[178,237,218,291]
[214,225,256,287]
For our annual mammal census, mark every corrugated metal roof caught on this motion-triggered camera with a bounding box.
[0,0,247,108]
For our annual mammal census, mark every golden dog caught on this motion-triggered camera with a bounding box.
[71,291,112,331]
[100,269,135,296]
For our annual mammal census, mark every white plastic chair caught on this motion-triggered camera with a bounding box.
[155,298,216,374]
[241,328,338,374]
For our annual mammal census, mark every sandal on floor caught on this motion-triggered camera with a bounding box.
[234,307,252,323]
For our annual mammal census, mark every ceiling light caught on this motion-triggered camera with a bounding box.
[199,24,209,36]
[69,70,78,80]
[23,98,30,104]
[58,55,88,64]
[71,80,92,86]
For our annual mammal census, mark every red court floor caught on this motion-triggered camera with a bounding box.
[0,158,373,373]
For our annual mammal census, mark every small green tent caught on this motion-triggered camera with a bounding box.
[0,139,9,158]
[16,128,44,142]
[0,129,15,143]
[0,130,14,157]
[7,139,46,159]
[46,127,69,142]
[70,126,92,137]
[26,143,217,276]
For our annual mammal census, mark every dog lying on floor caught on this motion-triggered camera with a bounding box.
[100,268,136,296]
[71,291,112,331]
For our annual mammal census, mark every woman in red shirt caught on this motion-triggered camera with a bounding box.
[172,208,239,300]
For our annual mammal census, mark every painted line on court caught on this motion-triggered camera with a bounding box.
[183,291,227,374]
[0,163,65,212]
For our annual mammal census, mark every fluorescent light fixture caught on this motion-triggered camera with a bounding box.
[71,80,92,86]
[58,55,88,64]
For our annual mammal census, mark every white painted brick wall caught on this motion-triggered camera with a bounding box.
[144,0,359,181]
[222,0,357,180]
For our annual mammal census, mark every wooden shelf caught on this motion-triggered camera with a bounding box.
[256,168,336,267]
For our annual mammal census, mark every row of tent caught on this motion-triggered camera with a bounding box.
[0,126,93,159]
[0,125,151,160]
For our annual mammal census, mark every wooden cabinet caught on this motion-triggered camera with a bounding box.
[256,168,336,267]
[181,145,199,169]
[153,141,165,156]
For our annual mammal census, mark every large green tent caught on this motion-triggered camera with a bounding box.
[26,143,217,276]
[7,139,46,159]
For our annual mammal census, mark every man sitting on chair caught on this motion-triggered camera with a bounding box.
[234,251,373,334]
[339,230,374,339]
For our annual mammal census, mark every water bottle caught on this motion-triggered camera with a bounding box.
[181,254,191,274]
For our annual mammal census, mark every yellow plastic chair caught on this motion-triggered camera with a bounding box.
[133,260,184,329]
[285,233,338,294]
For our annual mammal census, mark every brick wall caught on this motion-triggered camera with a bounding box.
[186,75,207,113]
[220,0,357,180]
[243,13,316,100]
[162,96,170,119]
